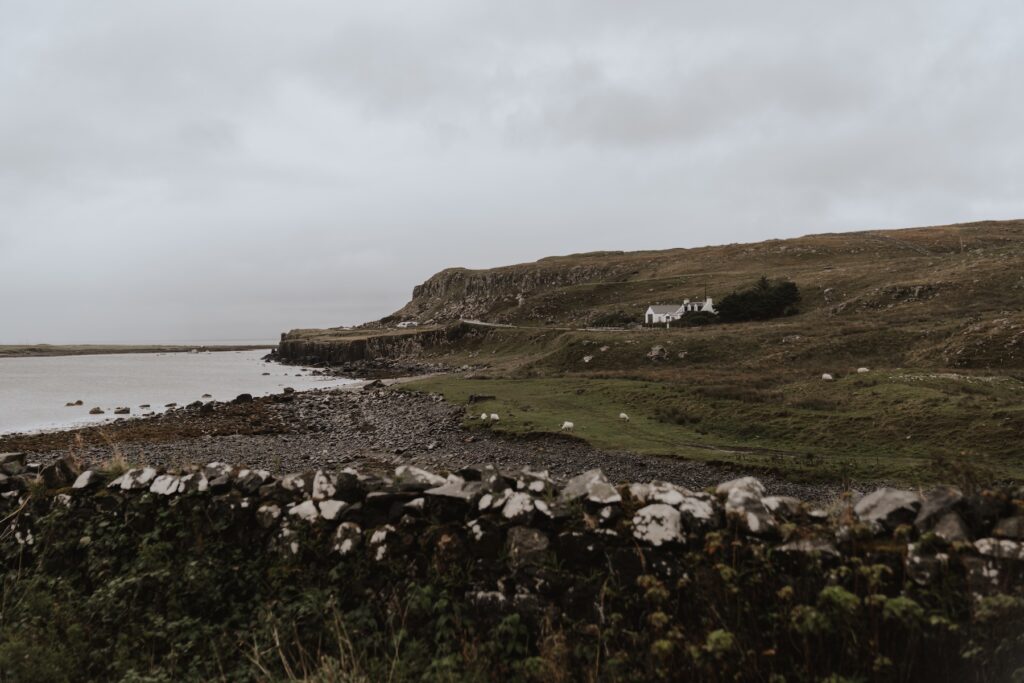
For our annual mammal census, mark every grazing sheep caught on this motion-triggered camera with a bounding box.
[489,413,500,422]
[857,367,870,374]
[619,412,630,422]
[480,412,489,421]
[561,421,574,432]
[821,373,834,381]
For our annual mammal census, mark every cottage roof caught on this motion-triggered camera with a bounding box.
[647,305,681,314]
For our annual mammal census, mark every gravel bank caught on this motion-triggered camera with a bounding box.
[0,384,845,501]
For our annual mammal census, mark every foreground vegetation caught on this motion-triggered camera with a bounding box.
[1,457,1022,682]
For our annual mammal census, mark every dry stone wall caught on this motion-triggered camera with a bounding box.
[1,451,1023,681]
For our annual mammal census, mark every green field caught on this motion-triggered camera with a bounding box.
[403,371,1024,484]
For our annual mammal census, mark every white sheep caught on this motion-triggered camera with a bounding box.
[561,421,574,432]
[857,367,870,374]
[480,412,489,421]
[619,412,630,422]
[489,413,500,422]
[821,373,834,381]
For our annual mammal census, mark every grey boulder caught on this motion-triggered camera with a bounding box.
[854,488,921,530]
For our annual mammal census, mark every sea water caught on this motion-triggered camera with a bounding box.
[0,349,356,434]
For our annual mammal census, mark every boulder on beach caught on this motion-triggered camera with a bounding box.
[89,407,104,415]
[114,407,130,415]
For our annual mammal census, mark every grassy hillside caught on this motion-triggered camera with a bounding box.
[389,219,1024,334]
[282,220,1024,484]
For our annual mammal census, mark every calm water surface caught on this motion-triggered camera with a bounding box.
[0,350,356,435]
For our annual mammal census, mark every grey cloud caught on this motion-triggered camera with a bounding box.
[1,1,1022,342]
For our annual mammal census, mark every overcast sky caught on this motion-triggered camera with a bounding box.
[2,1,1022,343]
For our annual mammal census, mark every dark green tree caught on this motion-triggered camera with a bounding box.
[717,277,801,322]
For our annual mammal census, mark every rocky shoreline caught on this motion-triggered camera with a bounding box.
[267,350,460,379]
[2,384,847,501]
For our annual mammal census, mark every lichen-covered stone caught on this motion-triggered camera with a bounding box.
[236,469,271,495]
[333,521,362,555]
[993,516,1024,540]
[288,500,319,523]
[318,499,347,521]
[854,487,921,530]
[178,472,208,494]
[369,524,396,561]
[112,467,158,491]
[501,492,537,524]
[394,465,446,491]
[204,462,233,480]
[150,474,182,496]
[632,504,683,546]
[763,495,802,518]
[915,486,963,530]
[311,470,337,500]
[933,510,971,543]
[561,469,609,502]
[715,476,766,498]
[72,470,103,490]
[518,469,556,496]
[724,485,776,536]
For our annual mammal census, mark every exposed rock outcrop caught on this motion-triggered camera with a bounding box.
[275,322,477,365]
[395,262,635,323]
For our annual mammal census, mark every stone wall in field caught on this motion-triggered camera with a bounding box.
[1,451,1023,681]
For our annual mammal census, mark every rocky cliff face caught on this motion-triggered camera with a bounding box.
[2,451,1023,681]
[275,322,476,365]
[393,260,637,322]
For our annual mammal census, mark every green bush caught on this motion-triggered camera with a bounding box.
[717,276,801,322]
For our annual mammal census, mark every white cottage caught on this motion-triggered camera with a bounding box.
[644,298,716,324]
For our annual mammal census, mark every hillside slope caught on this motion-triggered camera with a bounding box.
[388,219,1024,339]
[280,220,1024,372]
[277,220,1024,483]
